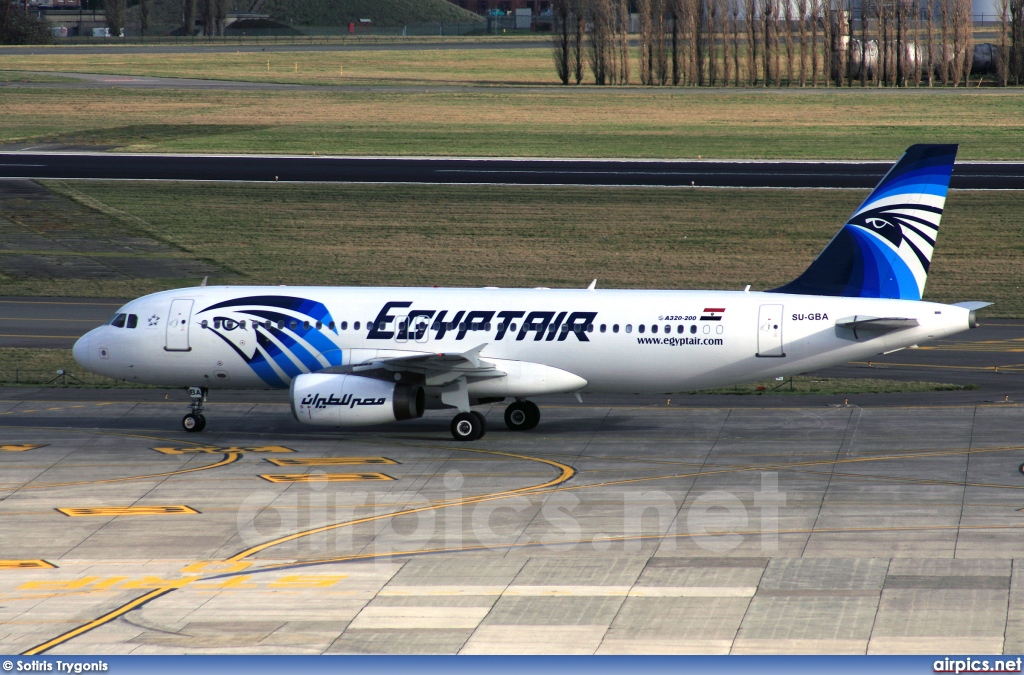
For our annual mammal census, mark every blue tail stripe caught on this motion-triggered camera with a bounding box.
[770,143,956,299]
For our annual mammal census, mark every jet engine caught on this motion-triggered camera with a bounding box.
[290,373,424,426]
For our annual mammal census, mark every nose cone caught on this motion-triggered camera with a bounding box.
[72,331,93,371]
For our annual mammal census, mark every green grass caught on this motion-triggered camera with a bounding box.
[0,348,149,387]
[3,181,1019,317]
[696,377,978,395]
[3,86,1024,159]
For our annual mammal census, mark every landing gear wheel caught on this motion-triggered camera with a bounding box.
[505,400,540,431]
[470,411,487,439]
[451,412,483,442]
[182,413,204,432]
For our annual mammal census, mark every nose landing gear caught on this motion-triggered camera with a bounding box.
[182,386,207,432]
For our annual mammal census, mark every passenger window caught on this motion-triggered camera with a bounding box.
[664,324,670,333]
[111,313,126,328]
[510,323,517,332]
[201,320,208,329]
[341,321,348,330]
[586,324,593,332]
[126,314,138,329]
[290,320,298,330]
[368,322,375,331]
[638,325,645,334]
[613,324,619,333]
[316,321,322,330]
[329,321,335,330]
[677,325,684,334]
[484,322,491,331]
[600,324,606,333]
[278,320,285,330]
[354,321,360,330]
[651,325,658,334]
[690,325,697,334]
[625,324,632,333]
[239,320,246,329]
[303,321,310,330]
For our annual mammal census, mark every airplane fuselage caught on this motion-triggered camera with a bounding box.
[73,285,973,396]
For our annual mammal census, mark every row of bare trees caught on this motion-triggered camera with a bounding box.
[553,0,1024,86]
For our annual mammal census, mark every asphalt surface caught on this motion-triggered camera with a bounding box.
[3,152,1024,188]
[2,387,1024,654]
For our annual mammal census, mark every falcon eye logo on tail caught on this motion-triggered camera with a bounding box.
[771,144,957,301]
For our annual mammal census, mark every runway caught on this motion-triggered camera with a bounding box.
[1,390,1023,655]
[3,152,1024,189]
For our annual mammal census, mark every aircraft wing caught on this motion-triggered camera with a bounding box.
[320,344,504,385]
[835,315,920,339]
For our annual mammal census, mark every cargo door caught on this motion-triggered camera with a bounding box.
[756,304,785,357]
[165,299,194,352]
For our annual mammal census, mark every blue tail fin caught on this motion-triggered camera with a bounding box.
[771,144,958,300]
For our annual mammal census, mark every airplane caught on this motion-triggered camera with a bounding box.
[72,144,986,441]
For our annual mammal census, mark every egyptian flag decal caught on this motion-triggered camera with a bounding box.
[701,308,725,321]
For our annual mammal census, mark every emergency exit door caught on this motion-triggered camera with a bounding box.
[757,304,785,357]
[165,299,194,352]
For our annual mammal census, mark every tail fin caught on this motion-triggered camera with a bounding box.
[771,144,958,300]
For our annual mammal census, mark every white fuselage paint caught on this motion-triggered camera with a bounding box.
[73,285,972,396]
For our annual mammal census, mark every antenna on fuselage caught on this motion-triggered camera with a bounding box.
[200,276,208,287]
[587,279,597,291]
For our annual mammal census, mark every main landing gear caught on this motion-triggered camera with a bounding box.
[182,386,207,432]
[504,400,540,431]
[448,400,540,441]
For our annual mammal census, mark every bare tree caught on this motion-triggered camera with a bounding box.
[1013,0,1024,84]
[783,0,794,84]
[857,0,865,85]
[182,0,196,36]
[732,0,742,84]
[926,0,934,84]
[589,0,618,84]
[572,0,585,84]
[997,0,1009,84]
[953,0,972,84]
[763,0,776,84]
[671,0,684,84]
[747,0,760,82]
[798,0,808,84]
[708,0,720,84]
[939,0,950,84]
[140,0,149,35]
[104,0,125,37]
[552,0,572,84]
[201,0,213,36]
[811,0,820,84]
[639,0,654,83]
[618,0,631,84]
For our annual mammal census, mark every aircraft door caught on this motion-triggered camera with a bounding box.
[395,315,409,344]
[414,315,430,344]
[756,304,785,357]
[165,299,194,352]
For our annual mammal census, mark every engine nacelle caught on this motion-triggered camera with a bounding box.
[290,373,424,426]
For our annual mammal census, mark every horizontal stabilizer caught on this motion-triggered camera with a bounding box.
[952,301,993,311]
[835,315,919,339]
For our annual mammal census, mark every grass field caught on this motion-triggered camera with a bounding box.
[3,86,1024,159]
[4,181,1018,316]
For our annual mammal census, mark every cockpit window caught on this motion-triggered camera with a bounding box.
[126,314,138,329]
[110,313,127,328]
